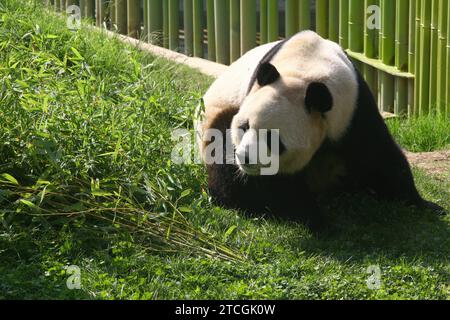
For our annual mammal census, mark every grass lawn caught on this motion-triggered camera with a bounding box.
[0,0,448,300]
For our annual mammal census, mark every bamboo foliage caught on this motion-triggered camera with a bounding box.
[49,0,449,117]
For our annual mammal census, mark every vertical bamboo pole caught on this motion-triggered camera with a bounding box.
[328,0,339,42]
[116,0,127,34]
[215,0,230,65]
[339,0,349,49]
[414,0,421,115]
[285,0,299,38]
[110,0,117,29]
[230,0,240,62]
[97,0,106,27]
[380,0,395,113]
[299,0,311,32]
[419,0,432,115]
[184,0,194,56]
[85,0,95,19]
[206,0,216,61]
[364,0,379,97]
[429,0,439,112]
[127,0,139,38]
[163,0,170,48]
[241,0,256,55]
[446,1,450,114]
[408,0,416,115]
[193,0,203,57]
[267,0,278,42]
[316,0,328,38]
[349,0,364,53]
[80,0,86,17]
[143,0,148,38]
[54,0,60,11]
[169,0,179,51]
[148,0,163,45]
[395,0,409,115]
[60,0,65,11]
[436,0,447,113]
[260,0,268,44]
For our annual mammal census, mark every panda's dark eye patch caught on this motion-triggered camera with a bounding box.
[305,82,333,114]
[256,62,280,87]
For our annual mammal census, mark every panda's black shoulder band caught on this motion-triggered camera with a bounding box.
[247,38,289,95]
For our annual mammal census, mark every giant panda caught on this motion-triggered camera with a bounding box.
[196,31,443,229]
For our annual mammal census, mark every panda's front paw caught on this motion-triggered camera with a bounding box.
[422,200,447,216]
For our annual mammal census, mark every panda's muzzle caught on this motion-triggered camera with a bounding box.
[235,128,286,166]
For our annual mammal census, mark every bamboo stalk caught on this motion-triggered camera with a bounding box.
[184,0,194,56]
[148,0,163,45]
[206,0,216,61]
[54,0,60,11]
[328,0,339,42]
[436,0,448,113]
[97,0,106,27]
[168,0,179,51]
[285,0,299,38]
[193,0,203,57]
[339,0,349,49]
[127,0,139,38]
[115,0,127,34]
[110,0,116,29]
[86,0,95,19]
[316,0,328,38]
[267,0,278,42]
[241,0,256,55]
[414,0,421,115]
[214,0,230,65]
[419,0,432,115]
[395,0,409,115]
[364,0,379,98]
[163,0,169,48]
[80,0,85,17]
[143,0,148,38]
[447,0,450,114]
[380,0,396,113]
[230,0,240,62]
[299,0,311,32]
[260,0,268,44]
[429,0,439,111]
[408,0,416,115]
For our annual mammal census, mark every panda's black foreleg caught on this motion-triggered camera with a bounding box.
[362,144,446,215]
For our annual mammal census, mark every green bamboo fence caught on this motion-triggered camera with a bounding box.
[45,0,450,118]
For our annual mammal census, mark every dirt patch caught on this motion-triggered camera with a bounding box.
[405,150,450,181]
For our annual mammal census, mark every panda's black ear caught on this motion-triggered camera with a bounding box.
[256,62,280,87]
[305,82,333,113]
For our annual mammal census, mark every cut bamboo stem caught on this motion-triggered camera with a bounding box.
[339,0,349,49]
[193,0,203,57]
[184,0,194,56]
[285,0,299,38]
[316,0,328,38]
[240,0,256,55]
[206,0,216,61]
[148,0,163,46]
[116,0,127,35]
[214,0,230,65]
[127,0,140,38]
[267,0,278,42]
[299,0,311,32]
[230,0,240,62]
[168,0,179,51]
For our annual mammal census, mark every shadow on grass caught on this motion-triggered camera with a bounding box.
[298,193,449,264]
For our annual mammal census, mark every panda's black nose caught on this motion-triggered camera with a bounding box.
[239,121,250,133]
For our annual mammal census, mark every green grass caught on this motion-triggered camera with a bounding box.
[0,0,448,300]
[387,113,450,152]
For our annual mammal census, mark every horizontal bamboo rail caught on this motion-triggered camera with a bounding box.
[45,0,450,118]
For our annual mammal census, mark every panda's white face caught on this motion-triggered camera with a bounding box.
[231,76,328,175]
[201,31,359,176]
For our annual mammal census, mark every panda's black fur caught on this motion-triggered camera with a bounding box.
[205,36,443,229]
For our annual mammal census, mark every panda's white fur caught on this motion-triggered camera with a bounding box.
[199,31,358,174]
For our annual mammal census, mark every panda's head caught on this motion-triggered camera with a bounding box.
[230,32,359,175]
